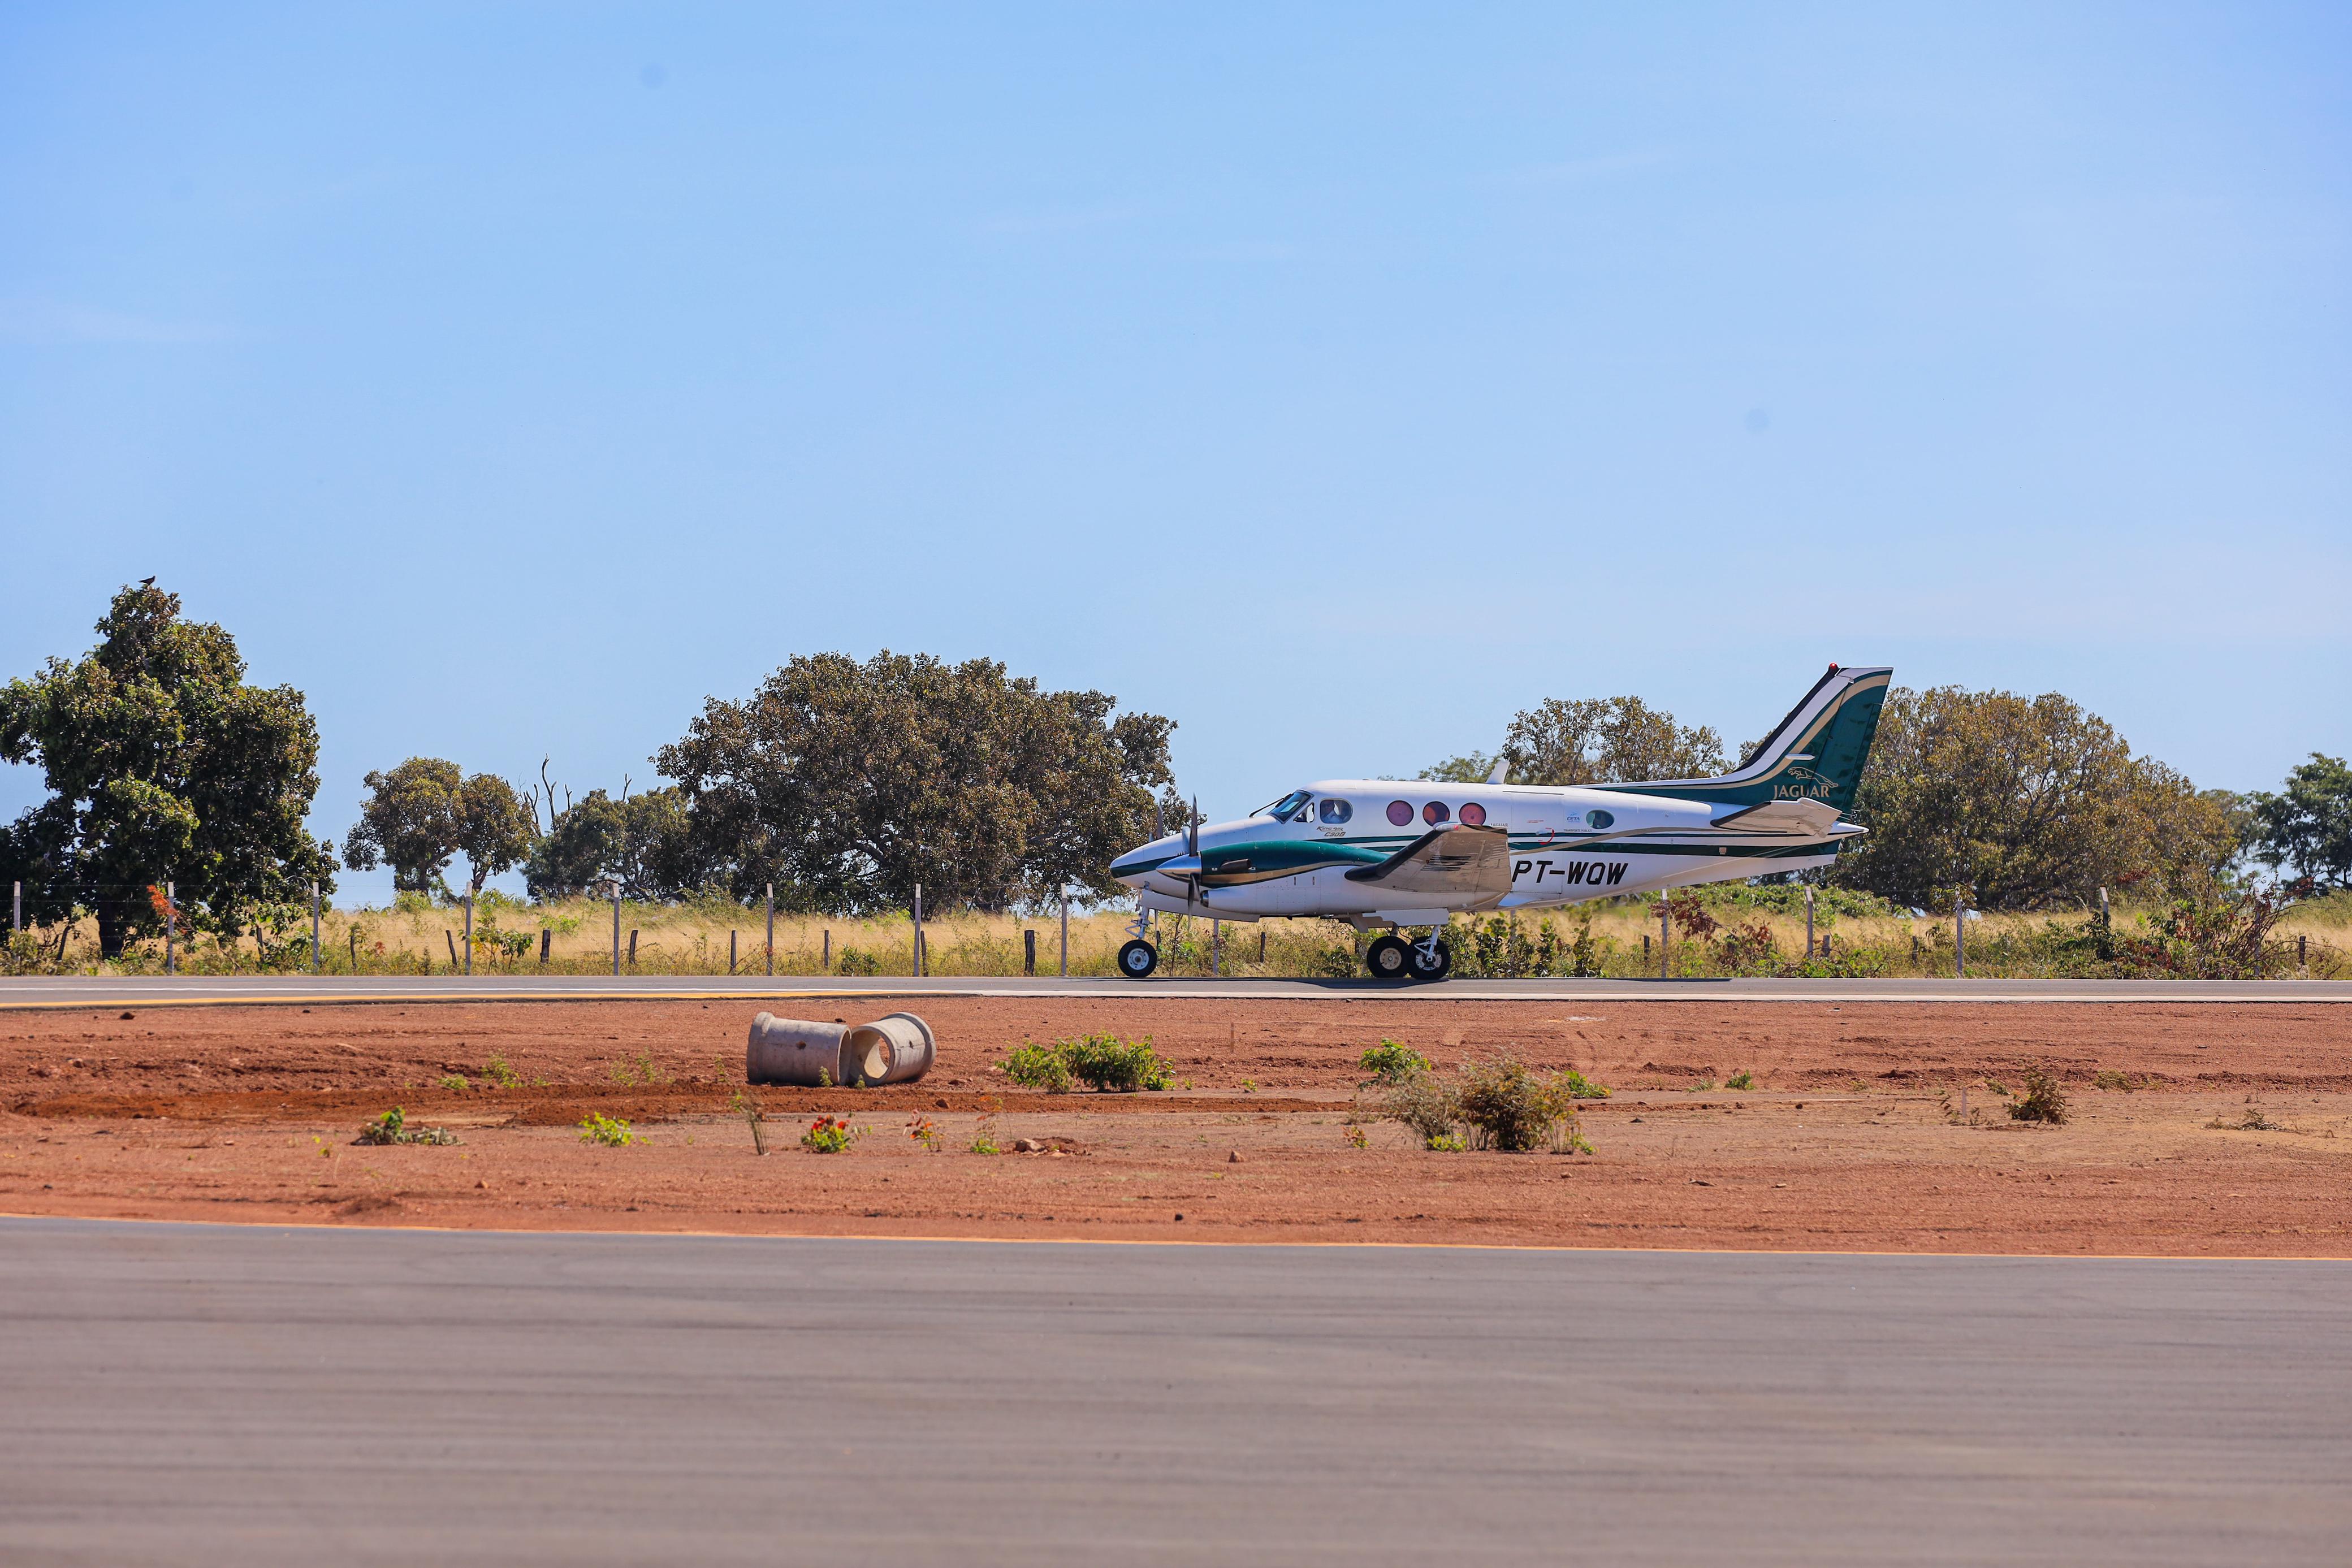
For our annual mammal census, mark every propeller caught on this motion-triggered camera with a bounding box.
[1187,795,1202,909]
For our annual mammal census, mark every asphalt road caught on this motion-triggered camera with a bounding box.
[5,973,2349,1007]
[1,1220,2344,1566]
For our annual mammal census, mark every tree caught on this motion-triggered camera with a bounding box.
[344,760,539,896]
[525,786,708,901]
[343,759,461,894]
[0,583,335,956]
[1433,696,1725,786]
[455,774,537,896]
[1829,686,2238,910]
[2248,754,2352,891]
[657,651,1174,912]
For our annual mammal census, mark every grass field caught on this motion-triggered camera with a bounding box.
[10,887,2348,980]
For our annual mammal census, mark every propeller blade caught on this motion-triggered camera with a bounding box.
[1188,796,1199,856]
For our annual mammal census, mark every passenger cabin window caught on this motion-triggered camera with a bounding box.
[1265,789,1313,822]
[1586,809,1615,829]
[1318,798,1353,824]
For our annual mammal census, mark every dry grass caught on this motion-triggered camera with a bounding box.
[8,890,2347,979]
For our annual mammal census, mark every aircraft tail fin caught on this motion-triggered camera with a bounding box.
[1589,664,1892,813]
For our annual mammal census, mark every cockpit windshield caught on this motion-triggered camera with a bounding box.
[1259,788,1313,822]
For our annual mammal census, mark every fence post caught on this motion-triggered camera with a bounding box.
[1805,886,1815,965]
[765,884,773,977]
[823,929,830,971]
[913,883,924,977]
[1659,897,1669,980]
[612,886,621,977]
[463,894,473,976]
[1212,919,1221,976]
[628,928,637,967]
[165,881,176,976]
[349,926,359,973]
[1955,890,1966,978]
[1059,891,1069,978]
[12,880,20,934]
[1023,928,1036,976]
[729,929,737,975]
[310,880,321,974]
[538,927,550,967]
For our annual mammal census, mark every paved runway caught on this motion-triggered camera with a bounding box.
[5,973,2348,1007]
[1,1220,2344,1565]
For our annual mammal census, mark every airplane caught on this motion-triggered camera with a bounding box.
[1108,664,1891,981]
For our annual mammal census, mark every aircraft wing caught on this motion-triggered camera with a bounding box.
[1343,824,1514,903]
[1709,798,1847,837]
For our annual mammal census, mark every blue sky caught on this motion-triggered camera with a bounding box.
[3,3,2347,900]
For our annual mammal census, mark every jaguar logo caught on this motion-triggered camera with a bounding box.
[1774,763,1833,800]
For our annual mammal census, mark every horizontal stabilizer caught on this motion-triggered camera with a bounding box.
[1343,824,1514,906]
[1709,798,1846,837]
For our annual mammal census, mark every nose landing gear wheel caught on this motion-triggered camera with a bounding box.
[1366,935,1412,981]
[1406,937,1453,982]
[1117,939,1159,978]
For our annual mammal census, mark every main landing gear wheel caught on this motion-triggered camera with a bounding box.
[1366,935,1412,981]
[1406,937,1453,982]
[1117,939,1159,979]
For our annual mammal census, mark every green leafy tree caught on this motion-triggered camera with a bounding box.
[0,583,335,956]
[1483,696,1726,786]
[525,785,709,900]
[657,651,1174,912]
[343,758,462,894]
[1830,686,2238,910]
[455,773,537,896]
[2248,754,2352,891]
[345,760,540,896]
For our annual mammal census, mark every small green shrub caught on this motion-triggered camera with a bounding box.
[1002,1042,1073,1093]
[1726,1071,1755,1090]
[836,946,881,976]
[1002,1034,1170,1093]
[969,1116,1002,1155]
[730,1089,768,1155]
[2007,1067,2069,1124]
[578,1113,638,1147]
[437,1073,470,1092]
[1383,1069,1463,1150]
[354,1107,459,1146]
[482,1055,523,1089]
[2092,1069,2138,1092]
[1358,1041,1430,1085]
[1560,1069,1611,1099]
[1456,1056,1575,1153]
[1064,1034,1170,1092]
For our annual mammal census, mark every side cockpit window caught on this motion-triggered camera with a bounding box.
[1318,798,1353,824]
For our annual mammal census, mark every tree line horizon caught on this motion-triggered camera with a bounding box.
[4,583,2346,958]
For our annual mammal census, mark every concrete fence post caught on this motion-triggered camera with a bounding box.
[12,880,19,934]
[729,929,737,975]
[1658,897,1669,980]
[1212,919,1221,976]
[1955,890,1966,978]
[823,929,830,971]
[1059,892,1069,978]
[311,880,321,973]
[766,884,774,977]
[612,886,621,977]
[913,883,924,978]
[165,881,176,976]
[464,894,473,976]
[1023,928,1036,977]
[1805,885,1815,965]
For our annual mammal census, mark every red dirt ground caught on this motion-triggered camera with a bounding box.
[2,996,2345,1253]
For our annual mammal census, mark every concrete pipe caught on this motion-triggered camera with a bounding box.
[842,1012,936,1086]
[746,1014,850,1087]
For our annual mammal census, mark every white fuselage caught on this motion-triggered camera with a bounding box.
[1112,779,1853,928]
